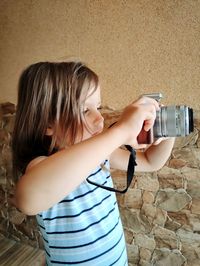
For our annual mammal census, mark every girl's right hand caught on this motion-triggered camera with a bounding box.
[115,96,160,148]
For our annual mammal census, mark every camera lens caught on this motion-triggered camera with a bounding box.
[153,105,194,138]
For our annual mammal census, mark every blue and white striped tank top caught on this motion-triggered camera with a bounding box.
[36,160,128,265]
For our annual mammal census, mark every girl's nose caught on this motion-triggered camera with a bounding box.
[93,111,104,126]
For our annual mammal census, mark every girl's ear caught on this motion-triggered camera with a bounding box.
[45,127,54,136]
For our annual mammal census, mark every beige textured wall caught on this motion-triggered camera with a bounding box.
[0,0,200,109]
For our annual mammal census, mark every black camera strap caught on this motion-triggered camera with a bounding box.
[86,145,137,194]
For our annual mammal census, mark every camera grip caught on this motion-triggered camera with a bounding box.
[137,127,154,144]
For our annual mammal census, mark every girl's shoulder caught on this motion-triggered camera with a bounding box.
[26,156,47,173]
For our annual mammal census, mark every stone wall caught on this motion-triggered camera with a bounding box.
[0,103,200,265]
[0,103,43,248]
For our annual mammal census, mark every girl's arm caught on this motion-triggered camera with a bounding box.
[15,97,159,215]
[15,126,125,215]
[110,137,175,172]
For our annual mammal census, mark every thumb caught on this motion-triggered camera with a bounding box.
[143,119,154,132]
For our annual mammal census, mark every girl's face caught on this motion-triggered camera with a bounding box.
[46,86,104,148]
[79,86,104,142]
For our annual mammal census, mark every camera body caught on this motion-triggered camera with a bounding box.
[137,93,194,144]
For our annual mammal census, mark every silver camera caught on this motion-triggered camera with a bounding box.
[137,93,194,144]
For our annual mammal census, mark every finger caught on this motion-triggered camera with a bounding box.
[136,96,160,110]
[153,137,171,145]
[135,144,148,149]
[153,138,163,145]
[143,120,152,132]
[143,109,156,131]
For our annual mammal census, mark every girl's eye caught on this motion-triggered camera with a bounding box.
[97,106,102,111]
[83,108,89,114]
[82,106,102,115]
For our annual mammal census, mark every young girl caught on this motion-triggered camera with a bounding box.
[12,61,174,265]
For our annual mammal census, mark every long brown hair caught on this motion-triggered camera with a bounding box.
[12,61,99,178]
